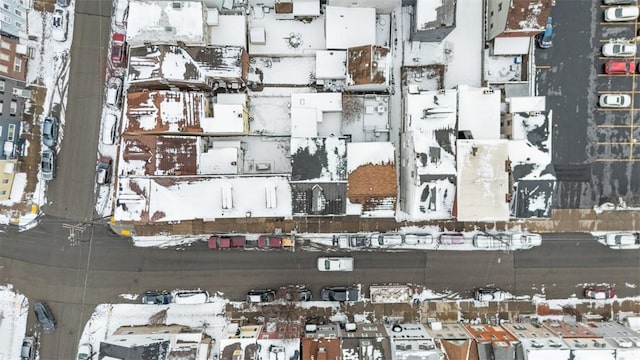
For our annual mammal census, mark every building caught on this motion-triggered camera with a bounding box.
[325,6,376,50]
[486,0,553,55]
[346,45,390,92]
[579,321,640,359]
[502,322,570,360]
[0,158,17,201]
[409,0,456,42]
[464,324,519,360]
[0,0,27,39]
[425,322,476,360]
[385,323,440,360]
[302,323,342,360]
[127,45,248,91]
[273,0,321,20]
[341,323,391,359]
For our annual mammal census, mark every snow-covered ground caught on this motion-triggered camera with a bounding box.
[0,285,29,360]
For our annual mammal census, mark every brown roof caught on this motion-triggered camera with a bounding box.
[504,0,552,33]
[121,134,198,176]
[439,339,478,360]
[126,91,206,134]
[301,338,341,360]
[347,163,397,212]
[347,45,389,86]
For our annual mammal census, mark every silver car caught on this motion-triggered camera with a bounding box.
[599,93,631,108]
[41,150,55,181]
[42,116,58,147]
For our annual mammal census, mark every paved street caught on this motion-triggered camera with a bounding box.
[537,1,640,208]
[1,219,639,358]
[45,0,111,222]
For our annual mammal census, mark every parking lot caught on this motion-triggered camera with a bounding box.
[537,2,640,209]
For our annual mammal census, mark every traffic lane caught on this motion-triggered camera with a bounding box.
[515,267,640,299]
[515,239,640,269]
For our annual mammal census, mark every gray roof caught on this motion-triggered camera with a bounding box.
[99,340,170,360]
[291,182,346,215]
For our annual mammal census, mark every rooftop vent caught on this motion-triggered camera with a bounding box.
[172,2,182,9]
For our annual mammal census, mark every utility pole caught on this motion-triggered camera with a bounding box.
[62,223,86,247]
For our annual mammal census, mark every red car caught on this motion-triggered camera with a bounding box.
[584,285,615,300]
[258,235,283,248]
[111,33,126,64]
[604,60,636,74]
[208,236,246,249]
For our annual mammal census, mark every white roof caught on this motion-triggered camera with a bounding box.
[248,8,325,56]
[325,6,376,49]
[290,93,342,137]
[457,85,501,140]
[347,142,395,173]
[216,93,247,105]
[415,0,441,31]
[456,140,510,222]
[114,176,292,222]
[293,0,320,16]
[204,104,245,134]
[316,50,347,79]
[493,36,531,55]
[126,1,206,47]
[198,147,239,175]
[508,96,546,113]
[208,14,247,48]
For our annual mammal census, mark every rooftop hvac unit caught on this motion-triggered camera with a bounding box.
[172,2,182,9]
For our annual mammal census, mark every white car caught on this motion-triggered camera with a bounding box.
[599,93,632,108]
[604,6,640,22]
[602,42,637,57]
[317,257,354,272]
[604,232,639,249]
[52,7,68,42]
[77,343,92,360]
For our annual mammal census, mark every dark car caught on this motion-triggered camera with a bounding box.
[96,156,112,185]
[42,116,58,148]
[535,17,553,49]
[141,290,172,304]
[584,285,615,300]
[349,234,371,248]
[246,289,275,303]
[34,302,56,333]
[604,59,636,74]
[21,336,35,360]
[320,286,359,302]
[111,33,126,64]
[258,235,283,248]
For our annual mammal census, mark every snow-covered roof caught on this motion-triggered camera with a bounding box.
[125,90,247,135]
[198,145,240,175]
[456,140,510,222]
[347,142,396,217]
[316,50,347,79]
[493,37,531,56]
[127,45,245,87]
[126,1,207,47]
[508,96,546,113]
[509,112,554,181]
[325,6,376,50]
[403,90,457,220]
[114,176,292,222]
[248,7,325,56]
[208,13,247,48]
[290,93,342,137]
[119,135,199,177]
[346,45,390,91]
[457,85,501,140]
[386,324,439,360]
[347,142,395,173]
[290,137,347,182]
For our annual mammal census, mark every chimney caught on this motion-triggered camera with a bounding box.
[316,347,327,360]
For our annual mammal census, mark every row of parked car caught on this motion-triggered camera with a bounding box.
[475,285,616,301]
[207,234,294,249]
[333,232,542,250]
[245,286,360,303]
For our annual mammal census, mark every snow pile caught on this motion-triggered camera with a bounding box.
[0,285,29,359]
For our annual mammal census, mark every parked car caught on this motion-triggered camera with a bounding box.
[604,0,637,4]
[102,113,118,145]
[320,286,359,302]
[258,235,283,248]
[604,59,636,74]
[473,233,511,248]
[604,232,638,249]
[208,235,246,249]
[404,233,434,245]
[584,285,615,299]
[141,290,172,304]
[349,234,371,247]
[535,16,553,49]
[21,336,35,360]
[111,33,126,64]
[599,93,632,108]
[246,289,275,303]
[317,257,354,272]
[604,6,640,21]
[602,42,637,57]
[438,233,464,245]
[76,343,92,360]
[370,233,404,247]
[41,150,56,181]
[52,7,68,42]
[106,77,123,107]
[96,156,112,185]
[474,287,506,301]
[34,302,56,332]
[42,116,58,148]
[56,0,70,6]
[172,290,209,304]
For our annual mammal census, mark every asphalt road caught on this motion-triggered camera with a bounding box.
[537,1,640,208]
[45,0,111,222]
[1,220,639,358]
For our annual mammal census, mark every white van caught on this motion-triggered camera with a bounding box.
[173,290,209,304]
[102,114,117,145]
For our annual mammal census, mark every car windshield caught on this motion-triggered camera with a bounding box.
[324,259,332,270]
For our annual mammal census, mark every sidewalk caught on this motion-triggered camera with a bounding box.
[112,209,640,237]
